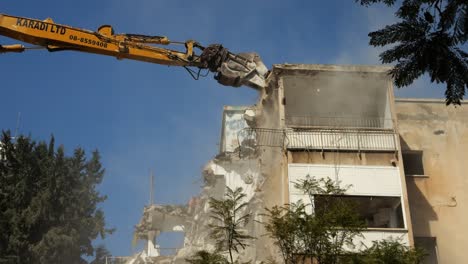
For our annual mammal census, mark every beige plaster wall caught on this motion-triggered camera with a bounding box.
[396,99,468,263]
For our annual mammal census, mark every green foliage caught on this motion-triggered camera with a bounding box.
[264,177,364,264]
[89,245,112,264]
[345,240,426,264]
[264,177,426,263]
[0,131,113,264]
[209,187,254,264]
[357,0,467,105]
[186,250,229,264]
[357,0,396,6]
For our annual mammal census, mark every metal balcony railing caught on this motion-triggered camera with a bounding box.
[285,116,394,129]
[236,128,397,152]
[237,128,285,148]
[286,129,397,151]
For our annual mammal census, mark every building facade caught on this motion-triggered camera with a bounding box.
[134,64,466,264]
[396,99,468,264]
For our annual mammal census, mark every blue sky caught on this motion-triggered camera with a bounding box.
[0,0,445,258]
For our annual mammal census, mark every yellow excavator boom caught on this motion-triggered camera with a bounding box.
[0,14,202,66]
[0,13,268,89]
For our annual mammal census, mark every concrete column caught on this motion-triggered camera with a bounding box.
[147,230,160,257]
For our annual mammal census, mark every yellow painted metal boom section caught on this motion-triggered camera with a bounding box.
[0,13,268,89]
[0,13,203,67]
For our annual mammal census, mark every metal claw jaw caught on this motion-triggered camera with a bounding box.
[216,52,268,90]
[200,44,268,90]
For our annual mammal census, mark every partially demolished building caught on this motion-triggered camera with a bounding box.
[134,64,467,264]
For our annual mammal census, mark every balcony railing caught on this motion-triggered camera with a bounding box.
[286,129,397,151]
[236,128,397,152]
[285,116,394,129]
[237,128,285,149]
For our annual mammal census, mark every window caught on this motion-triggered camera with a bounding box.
[314,195,404,228]
[402,151,425,176]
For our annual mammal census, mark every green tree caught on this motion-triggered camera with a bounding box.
[90,245,112,264]
[346,240,426,264]
[264,177,364,264]
[209,187,254,264]
[0,131,113,264]
[264,177,425,264]
[357,0,467,105]
[186,250,229,264]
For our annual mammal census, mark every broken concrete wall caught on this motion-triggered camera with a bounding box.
[181,158,265,261]
[171,65,288,263]
[134,204,190,259]
[174,106,281,262]
[135,205,189,236]
[219,106,255,153]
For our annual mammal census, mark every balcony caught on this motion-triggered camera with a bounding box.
[286,129,397,151]
[236,128,398,152]
[285,116,394,130]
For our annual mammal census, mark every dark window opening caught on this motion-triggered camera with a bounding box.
[414,237,438,264]
[402,151,425,175]
[314,195,404,228]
